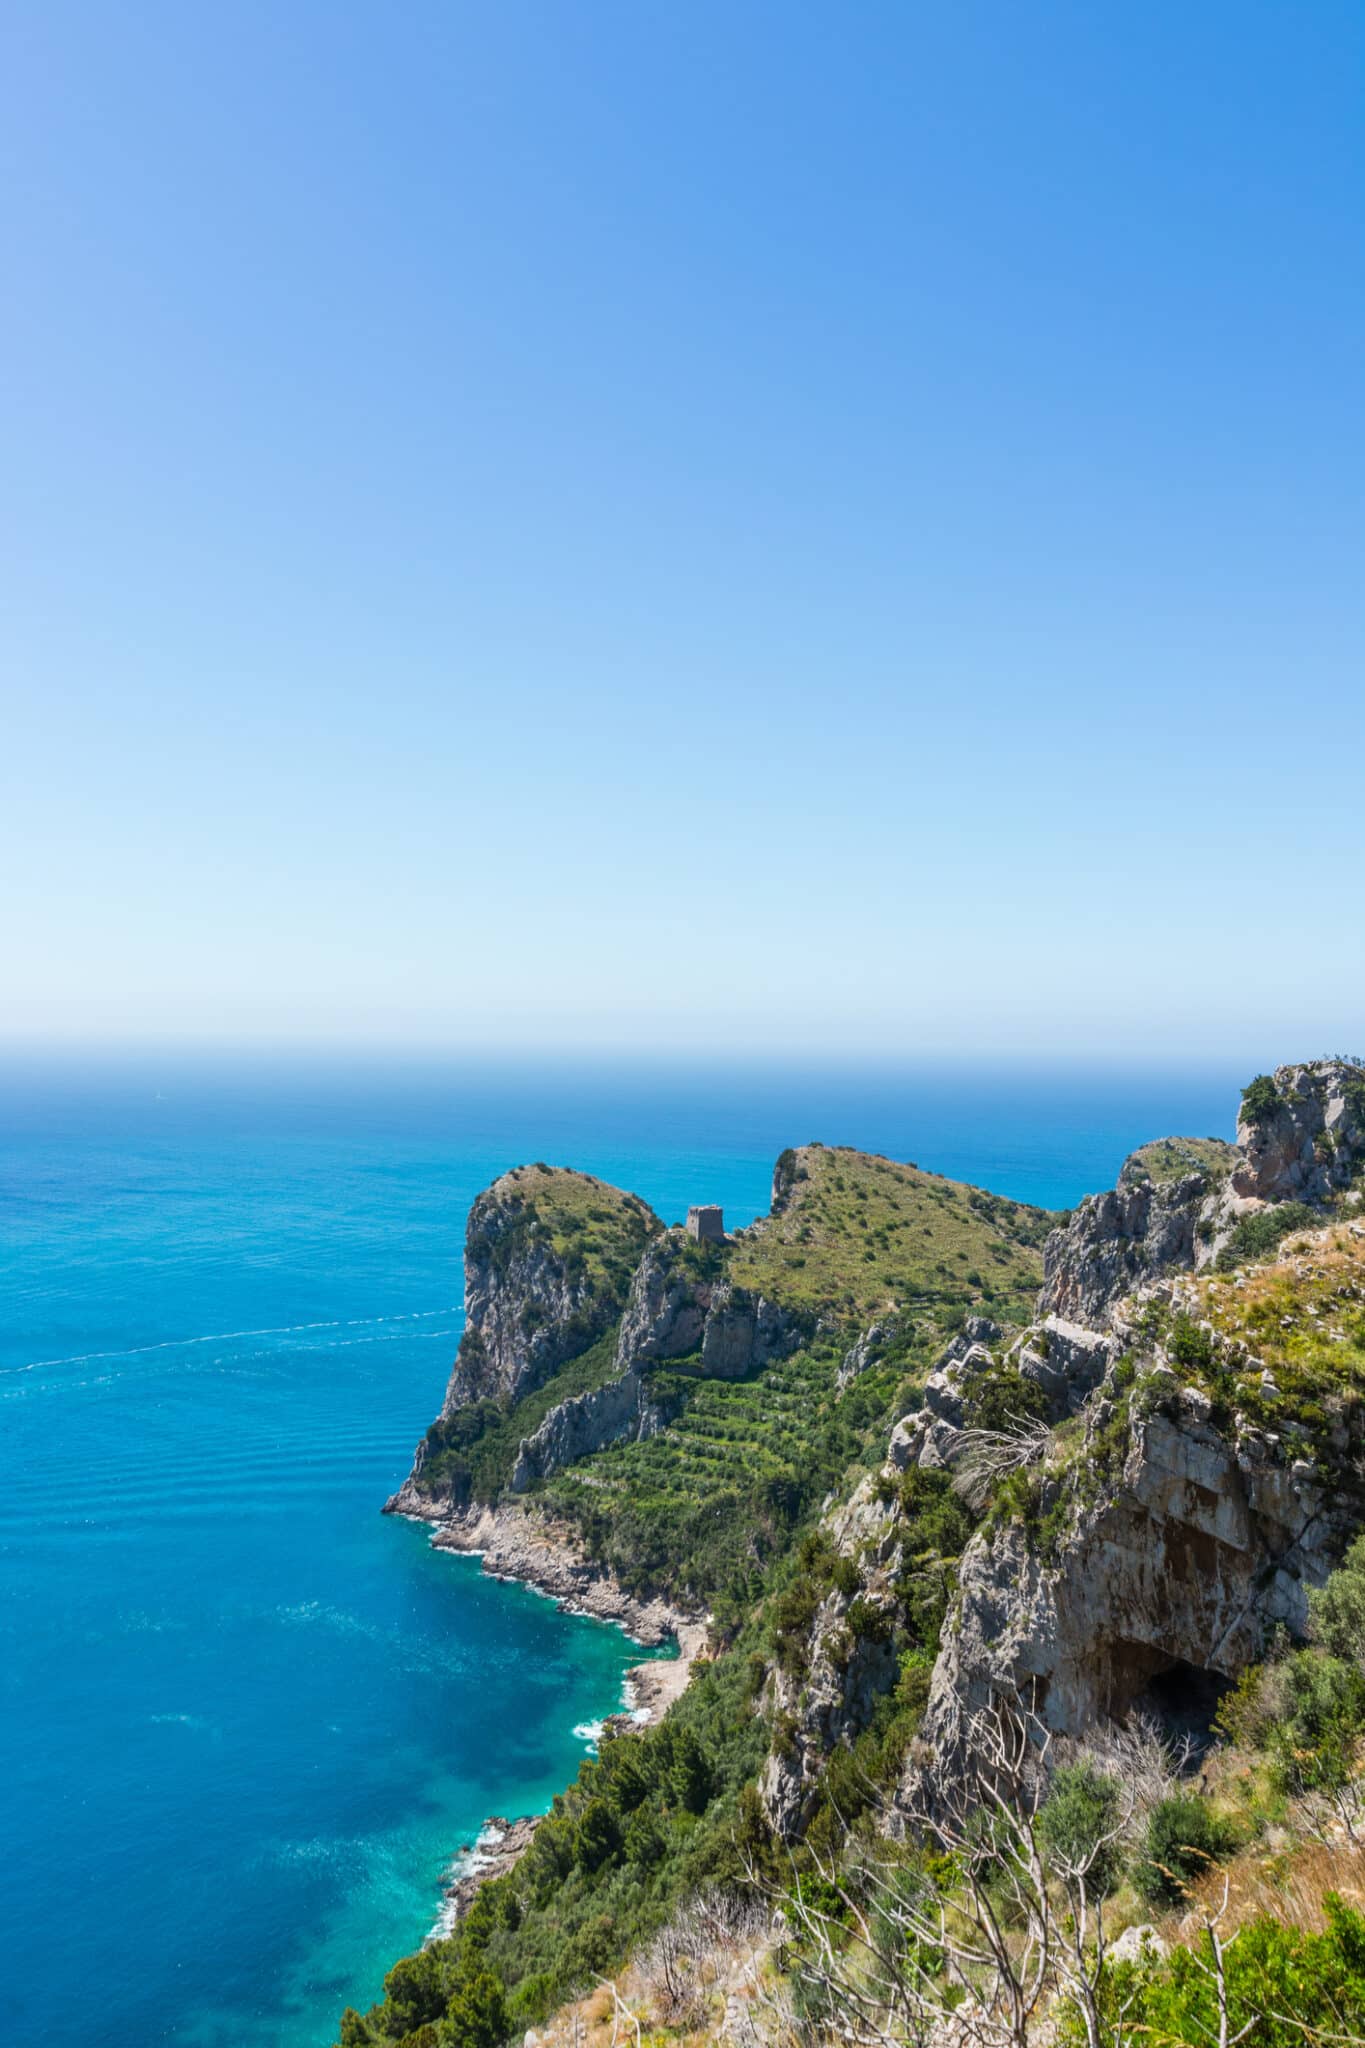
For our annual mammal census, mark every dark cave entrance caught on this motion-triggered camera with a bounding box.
[1107,1640,1234,1757]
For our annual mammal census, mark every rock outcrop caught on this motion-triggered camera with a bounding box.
[1038,1062,1365,1329]
[910,1370,1356,1790]
[1233,1060,1365,1205]
[510,1369,680,1491]
[760,1478,902,1839]
[1038,1167,1220,1327]
[438,1166,659,1414]
[509,1254,802,1489]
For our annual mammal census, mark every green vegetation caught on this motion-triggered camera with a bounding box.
[471,1164,659,1301]
[336,1644,771,2045]
[1038,1765,1123,1896]
[1174,1224,1365,1443]
[1123,1135,1239,1186]
[1132,1793,1237,1906]
[1215,1199,1318,1270]
[1077,1901,1365,2048]
[727,1144,1051,1323]
[1240,1073,1282,1127]
[414,1328,624,1505]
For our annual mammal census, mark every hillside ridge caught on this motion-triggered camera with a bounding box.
[349,1057,1365,2048]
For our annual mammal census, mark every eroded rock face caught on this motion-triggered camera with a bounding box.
[1234,1061,1365,1205]
[615,1233,800,1382]
[614,1233,711,1370]
[511,1371,648,1491]
[1038,1170,1213,1328]
[761,1477,901,1839]
[1039,1065,1365,1330]
[908,1378,1355,1794]
[442,1168,656,1414]
[508,1252,801,1491]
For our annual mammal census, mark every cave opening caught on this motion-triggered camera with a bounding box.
[1108,1640,1234,1756]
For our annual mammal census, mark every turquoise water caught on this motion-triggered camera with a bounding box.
[0,1055,1240,2047]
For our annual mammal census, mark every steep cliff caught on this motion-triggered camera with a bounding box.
[350,1059,1365,2048]
[442,1164,659,1411]
[1039,1061,1365,1326]
[904,1061,1365,1798]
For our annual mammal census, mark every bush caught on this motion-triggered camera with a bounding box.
[1038,1765,1123,1896]
[1309,1533,1365,1665]
[1216,1201,1318,1272]
[1271,1648,1365,1795]
[961,1366,1049,1434]
[1086,1898,1365,2048]
[1167,1315,1215,1372]
[1133,1793,1235,1906]
[1240,1074,1281,1127]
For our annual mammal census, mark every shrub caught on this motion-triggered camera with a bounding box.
[1167,1315,1215,1372]
[1271,1648,1365,1795]
[1216,1201,1318,1272]
[961,1366,1049,1434]
[1133,1793,1235,1905]
[1241,1074,1281,1127]
[1308,1533,1365,1665]
[845,1595,893,1646]
[1087,1898,1365,2048]
[1038,1765,1123,1896]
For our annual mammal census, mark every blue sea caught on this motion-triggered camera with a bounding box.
[0,1054,1242,2048]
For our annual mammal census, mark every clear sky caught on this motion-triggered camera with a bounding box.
[3,2,1362,1061]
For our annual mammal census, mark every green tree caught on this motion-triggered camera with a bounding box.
[1133,1794,1234,1907]
[1309,1533,1365,1666]
[1271,1648,1365,1796]
[382,1947,447,2035]
[575,1796,622,1872]
[438,1967,507,2048]
[1240,1074,1280,1126]
[669,1728,713,1814]
[1038,1765,1123,1897]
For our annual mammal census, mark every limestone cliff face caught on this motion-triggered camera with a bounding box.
[1038,1168,1223,1327]
[1039,1062,1365,1329]
[1233,1059,1365,1205]
[509,1370,679,1492]
[908,1373,1356,1798]
[760,1478,902,1840]
[613,1233,712,1371]
[437,1166,659,1416]
[898,1203,1365,1800]
[509,1238,802,1490]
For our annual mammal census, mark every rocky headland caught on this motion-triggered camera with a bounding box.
[346,1058,1365,2048]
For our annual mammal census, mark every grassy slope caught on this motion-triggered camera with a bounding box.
[728,1143,1052,1323]
[482,1162,660,1298]
[1121,1135,1239,1185]
[1178,1221,1365,1433]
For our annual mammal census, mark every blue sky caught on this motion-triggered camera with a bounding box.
[3,2,1362,1059]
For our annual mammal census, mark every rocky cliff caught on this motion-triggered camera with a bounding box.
[754,1060,1365,1837]
[437,1164,660,1415]
[1039,1061,1365,1327]
[900,1059,1365,1803]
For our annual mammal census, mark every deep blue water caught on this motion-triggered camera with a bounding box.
[0,1055,1242,2048]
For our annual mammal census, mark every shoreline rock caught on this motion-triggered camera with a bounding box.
[436,1815,541,1932]
[409,1505,710,1934]
[388,1493,710,1709]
